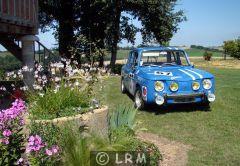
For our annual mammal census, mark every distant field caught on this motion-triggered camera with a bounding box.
[105,48,224,60]
[0,51,13,57]
[186,48,223,57]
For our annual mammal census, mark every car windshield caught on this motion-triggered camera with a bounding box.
[141,50,190,66]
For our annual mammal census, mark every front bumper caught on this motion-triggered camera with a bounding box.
[165,93,205,104]
[153,92,215,105]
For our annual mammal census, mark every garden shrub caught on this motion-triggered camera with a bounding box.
[28,83,90,120]
[203,51,212,61]
[110,64,123,74]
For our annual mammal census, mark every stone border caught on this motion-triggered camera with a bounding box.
[29,106,109,137]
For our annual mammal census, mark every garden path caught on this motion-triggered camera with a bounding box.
[137,132,192,166]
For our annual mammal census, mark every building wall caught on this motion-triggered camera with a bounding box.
[0,0,38,35]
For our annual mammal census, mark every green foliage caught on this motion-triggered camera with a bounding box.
[0,129,25,165]
[61,125,115,166]
[203,51,213,61]
[28,84,90,120]
[110,64,123,74]
[0,53,21,72]
[223,39,240,59]
[108,106,137,132]
[29,122,62,147]
[0,69,4,80]
[39,0,185,67]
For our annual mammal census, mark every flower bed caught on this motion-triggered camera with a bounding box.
[0,99,61,165]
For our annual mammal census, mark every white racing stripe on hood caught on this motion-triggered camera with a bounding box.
[185,69,203,79]
[178,69,196,80]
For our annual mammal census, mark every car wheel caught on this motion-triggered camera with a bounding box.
[134,89,145,110]
[121,78,127,94]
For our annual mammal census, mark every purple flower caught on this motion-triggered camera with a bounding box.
[3,129,12,137]
[26,135,45,153]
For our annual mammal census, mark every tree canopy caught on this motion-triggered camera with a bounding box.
[39,0,186,69]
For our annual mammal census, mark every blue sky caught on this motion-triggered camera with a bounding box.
[2,0,240,51]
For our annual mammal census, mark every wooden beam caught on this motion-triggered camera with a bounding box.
[0,36,22,61]
[0,22,37,35]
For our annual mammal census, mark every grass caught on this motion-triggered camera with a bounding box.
[95,67,240,165]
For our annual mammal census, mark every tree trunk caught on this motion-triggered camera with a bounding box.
[110,0,121,71]
[58,0,74,59]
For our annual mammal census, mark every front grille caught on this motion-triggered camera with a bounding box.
[166,93,205,103]
[174,97,195,103]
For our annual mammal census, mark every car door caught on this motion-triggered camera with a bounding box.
[128,51,138,95]
[122,51,133,91]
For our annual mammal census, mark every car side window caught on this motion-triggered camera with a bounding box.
[132,51,138,66]
[127,52,133,65]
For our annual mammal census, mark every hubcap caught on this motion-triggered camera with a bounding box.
[135,92,142,108]
[121,81,124,91]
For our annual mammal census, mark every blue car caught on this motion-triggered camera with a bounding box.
[121,47,216,109]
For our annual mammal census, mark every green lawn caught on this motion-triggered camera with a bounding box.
[95,67,240,165]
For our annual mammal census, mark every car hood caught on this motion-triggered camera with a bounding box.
[137,66,214,81]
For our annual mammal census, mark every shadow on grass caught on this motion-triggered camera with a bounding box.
[126,93,211,115]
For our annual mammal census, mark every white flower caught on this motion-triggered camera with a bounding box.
[74,81,80,86]
[38,93,44,97]
[54,77,61,82]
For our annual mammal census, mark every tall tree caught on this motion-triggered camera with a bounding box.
[39,0,75,58]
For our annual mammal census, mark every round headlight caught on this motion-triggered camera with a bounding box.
[170,82,179,92]
[192,81,200,91]
[203,79,212,90]
[155,81,164,91]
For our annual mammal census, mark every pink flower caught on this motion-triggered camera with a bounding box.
[26,135,45,153]
[51,145,59,154]
[45,149,53,156]
[3,129,12,137]
[1,138,9,145]
[17,158,24,165]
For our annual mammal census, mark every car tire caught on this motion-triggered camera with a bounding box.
[121,78,127,94]
[202,101,211,111]
[134,89,145,110]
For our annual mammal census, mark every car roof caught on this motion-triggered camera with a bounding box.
[133,46,185,52]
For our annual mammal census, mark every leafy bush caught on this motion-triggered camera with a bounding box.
[28,83,90,120]
[203,51,212,61]
[110,64,123,74]
[223,39,240,59]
